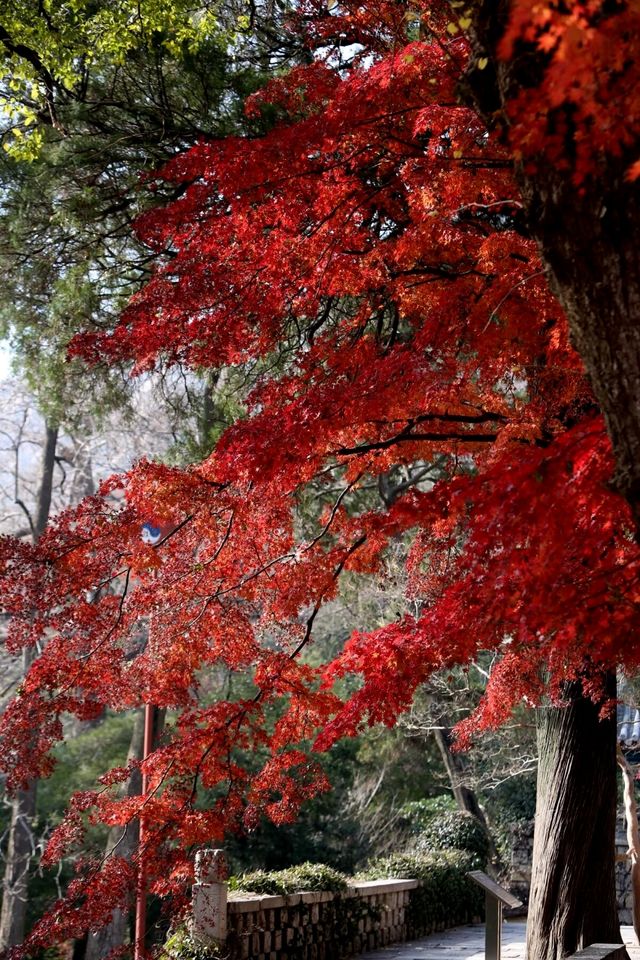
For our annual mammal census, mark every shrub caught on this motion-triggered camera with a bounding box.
[357,849,484,933]
[401,796,457,831]
[229,861,349,895]
[413,811,490,866]
[165,926,226,960]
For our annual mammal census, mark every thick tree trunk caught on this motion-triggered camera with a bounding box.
[464,8,640,958]
[0,423,59,951]
[526,676,620,960]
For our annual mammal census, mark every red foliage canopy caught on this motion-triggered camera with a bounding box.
[2,0,640,950]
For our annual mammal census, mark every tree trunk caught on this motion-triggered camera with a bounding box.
[433,726,487,820]
[84,706,165,960]
[433,725,499,867]
[198,368,229,456]
[463,8,640,957]
[0,742,37,950]
[85,710,145,960]
[0,423,58,951]
[526,675,620,960]
[34,424,58,541]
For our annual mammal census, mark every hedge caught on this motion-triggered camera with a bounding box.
[229,861,349,895]
[356,849,484,932]
[412,811,491,867]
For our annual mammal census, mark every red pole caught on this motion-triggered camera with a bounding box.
[134,704,154,960]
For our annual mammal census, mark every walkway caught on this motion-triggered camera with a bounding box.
[359,922,640,960]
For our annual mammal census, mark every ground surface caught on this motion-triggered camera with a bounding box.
[358,921,640,960]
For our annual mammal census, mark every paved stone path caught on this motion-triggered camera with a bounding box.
[359,922,640,960]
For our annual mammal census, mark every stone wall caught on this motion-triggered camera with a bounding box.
[506,818,633,924]
[226,880,419,960]
[506,821,534,910]
[191,866,482,960]
[616,819,634,926]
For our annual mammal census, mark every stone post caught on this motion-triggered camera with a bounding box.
[192,849,228,943]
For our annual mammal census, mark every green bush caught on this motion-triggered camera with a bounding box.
[230,861,349,895]
[357,849,483,933]
[413,811,490,867]
[164,926,226,960]
[401,796,457,830]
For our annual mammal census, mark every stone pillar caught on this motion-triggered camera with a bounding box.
[192,849,228,943]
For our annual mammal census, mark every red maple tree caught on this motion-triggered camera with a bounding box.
[2,2,640,957]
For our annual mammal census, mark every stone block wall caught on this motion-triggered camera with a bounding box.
[506,820,534,910]
[226,880,418,960]
[506,818,633,924]
[616,820,634,926]
[191,873,482,960]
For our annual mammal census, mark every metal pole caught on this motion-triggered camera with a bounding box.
[134,704,154,960]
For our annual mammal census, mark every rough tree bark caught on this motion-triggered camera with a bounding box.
[0,423,58,951]
[464,5,640,958]
[513,174,632,954]
[527,676,620,960]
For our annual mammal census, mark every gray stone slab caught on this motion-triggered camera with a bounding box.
[622,926,640,960]
[358,922,512,960]
[358,922,640,960]
[569,947,625,960]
